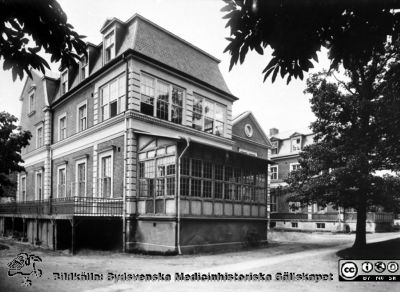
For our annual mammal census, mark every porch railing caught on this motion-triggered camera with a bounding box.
[0,197,122,217]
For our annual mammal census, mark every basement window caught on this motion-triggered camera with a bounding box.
[291,222,298,228]
[316,223,326,229]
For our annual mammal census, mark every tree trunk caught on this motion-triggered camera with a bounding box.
[353,198,367,249]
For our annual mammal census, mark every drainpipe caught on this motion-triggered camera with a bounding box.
[176,136,190,255]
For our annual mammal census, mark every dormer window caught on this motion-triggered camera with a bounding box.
[271,141,279,155]
[81,55,88,80]
[61,70,68,94]
[291,137,302,152]
[104,30,115,63]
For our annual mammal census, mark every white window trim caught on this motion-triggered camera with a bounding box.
[57,164,67,198]
[58,113,67,142]
[28,91,35,114]
[140,73,186,125]
[99,74,126,122]
[103,29,116,63]
[75,158,87,197]
[99,150,114,198]
[76,100,88,132]
[20,175,27,201]
[270,193,277,213]
[61,69,69,94]
[34,170,43,201]
[270,165,278,180]
[291,136,302,152]
[36,124,44,148]
[290,163,301,172]
[81,53,89,80]
[238,148,258,157]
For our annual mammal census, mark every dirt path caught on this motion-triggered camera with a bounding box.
[0,232,399,292]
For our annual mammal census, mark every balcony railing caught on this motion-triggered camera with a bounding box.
[0,197,122,217]
[270,212,394,223]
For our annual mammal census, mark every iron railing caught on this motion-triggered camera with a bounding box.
[0,197,122,217]
[270,212,308,220]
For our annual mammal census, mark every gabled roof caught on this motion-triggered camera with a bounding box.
[233,111,271,147]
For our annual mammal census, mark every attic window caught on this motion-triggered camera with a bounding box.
[81,55,88,80]
[61,70,68,94]
[291,137,302,152]
[271,141,279,155]
[104,30,115,63]
[28,92,35,114]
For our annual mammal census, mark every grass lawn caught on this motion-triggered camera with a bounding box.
[337,238,400,259]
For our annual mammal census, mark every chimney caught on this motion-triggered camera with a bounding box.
[269,128,279,136]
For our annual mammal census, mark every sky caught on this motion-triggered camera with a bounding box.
[0,0,331,133]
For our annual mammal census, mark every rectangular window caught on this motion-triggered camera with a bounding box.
[21,176,26,201]
[104,30,115,63]
[100,75,126,121]
[191,94,226,136]
[61,71,68,94]
[57,166,66,198]
[36,125,43,148]
[81,55,88,80]
[291,137,302,151]
[58,115,67,141]
[140,74,184,125]
[100,155,112,198]
[76,160,86,196]
[78,103,87,131]
[270,194,277,212]
[270,166,278,180]
[271,141,279,155]
[290,163,301,172]
[316,223,325,229]
[289,201,301,213]
[35,172,43,200]
[291,222,298,228]
[28,92,35,113]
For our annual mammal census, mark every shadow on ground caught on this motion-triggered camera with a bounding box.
[336,238,400,259]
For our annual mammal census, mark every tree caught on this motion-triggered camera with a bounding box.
[0,0,87,81]
[285,40,400,247]
[222,0,400,83]
[222,0,400,249]
[0,112,31,197]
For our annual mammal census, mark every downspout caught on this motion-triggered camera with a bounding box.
[122,54,128,253]
[176,136,190,255]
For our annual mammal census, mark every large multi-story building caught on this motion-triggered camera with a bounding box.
[268,128,394,232]
[0,14,273,254]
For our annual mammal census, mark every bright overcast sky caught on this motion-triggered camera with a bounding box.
[0,0,331,133]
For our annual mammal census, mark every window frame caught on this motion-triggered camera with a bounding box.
[139,73,185,125]
[81,54,89,80]
[270,193,277,213]
[76,100,88,132]
[290,163,301,172]
[270,165,278,180]
[20,175,26,201]
[58,113,67,141]
[75,158,87,197]
[28,91,35,114]
[291,136,302,152]
[61,69,69,95]
[35,170,43,200]
[192,93,227,137]
[104,29,116,63]
[271,141,279,155]
[56,165,67,198]
[98,150,114,198]
[99,74,126,122]
[36,124,44,148]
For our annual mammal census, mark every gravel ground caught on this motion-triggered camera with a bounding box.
[0,231,399,292]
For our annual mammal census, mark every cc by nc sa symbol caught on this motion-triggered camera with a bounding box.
[341,262,358,278]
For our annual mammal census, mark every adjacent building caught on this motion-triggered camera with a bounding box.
[269,128,394,232]
[0,14,272,254]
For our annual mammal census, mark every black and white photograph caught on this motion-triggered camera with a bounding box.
[0,0,399,291]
